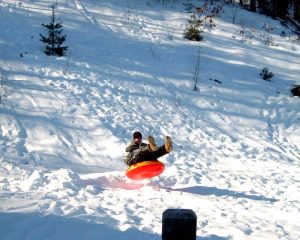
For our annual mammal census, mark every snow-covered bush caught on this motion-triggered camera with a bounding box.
[260,67,274,81]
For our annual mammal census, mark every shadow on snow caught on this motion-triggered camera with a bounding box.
[0,212,233,240]
[0,212,157,240]
[171,185,278,203]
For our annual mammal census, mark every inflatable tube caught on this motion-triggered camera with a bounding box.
[126,160,165,180]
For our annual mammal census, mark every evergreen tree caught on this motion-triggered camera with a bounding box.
[40,4,68,57]
[257,0,269,14]
[250,0,256,12]
[295,0,300,21]
[273,0,289,19]
[183,14,203,41]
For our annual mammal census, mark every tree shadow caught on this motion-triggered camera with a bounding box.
[198,234,232,240]
[171,186,278,203]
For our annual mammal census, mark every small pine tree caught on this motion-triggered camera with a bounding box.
[40,4,68,57]
[183,14,203,41]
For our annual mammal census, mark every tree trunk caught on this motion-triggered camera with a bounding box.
[272,0,277,17]
[258,0,267,13]
[250,0,256,12]
[295,0,300,21]
[276,0,289,18]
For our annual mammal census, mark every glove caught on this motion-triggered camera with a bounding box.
[128,159,137,166]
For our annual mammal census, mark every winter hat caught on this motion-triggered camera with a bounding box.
[133,131,142,139]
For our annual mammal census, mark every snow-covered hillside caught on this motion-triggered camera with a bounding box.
[0,0,299,239]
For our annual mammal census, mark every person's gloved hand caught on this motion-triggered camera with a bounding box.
[128,159,137,166]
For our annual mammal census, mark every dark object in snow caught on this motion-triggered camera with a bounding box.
[162,209,197,240]
[291,85,300,97]
[210,78,222,84]
[280,31,286,37]
[260,67,274,81]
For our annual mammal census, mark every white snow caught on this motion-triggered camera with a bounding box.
[0,0,299,239]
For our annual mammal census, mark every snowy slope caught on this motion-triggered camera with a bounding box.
[0,0,299,239]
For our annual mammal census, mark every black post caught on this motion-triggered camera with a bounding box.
[162,209,197,240]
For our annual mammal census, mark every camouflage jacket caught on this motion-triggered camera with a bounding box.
[123,140,147,165]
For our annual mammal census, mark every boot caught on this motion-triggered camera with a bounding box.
[165,136,173,153]
[148,136,158,152]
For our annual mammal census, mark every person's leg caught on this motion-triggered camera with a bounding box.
[134,146,168,163]
[151,146,168,159]
[150,136,172,159]
[134,150,155,162]
[131,137,173,164]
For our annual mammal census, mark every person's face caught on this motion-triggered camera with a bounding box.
[134,137,142,144]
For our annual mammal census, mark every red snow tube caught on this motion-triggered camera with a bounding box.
[126,160,165,180]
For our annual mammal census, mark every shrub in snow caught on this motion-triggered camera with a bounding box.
[183,14,203,41]
[291,85,300,97]
[40,4,68,57]
[260,67,274,81]
[261,23,275,46]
